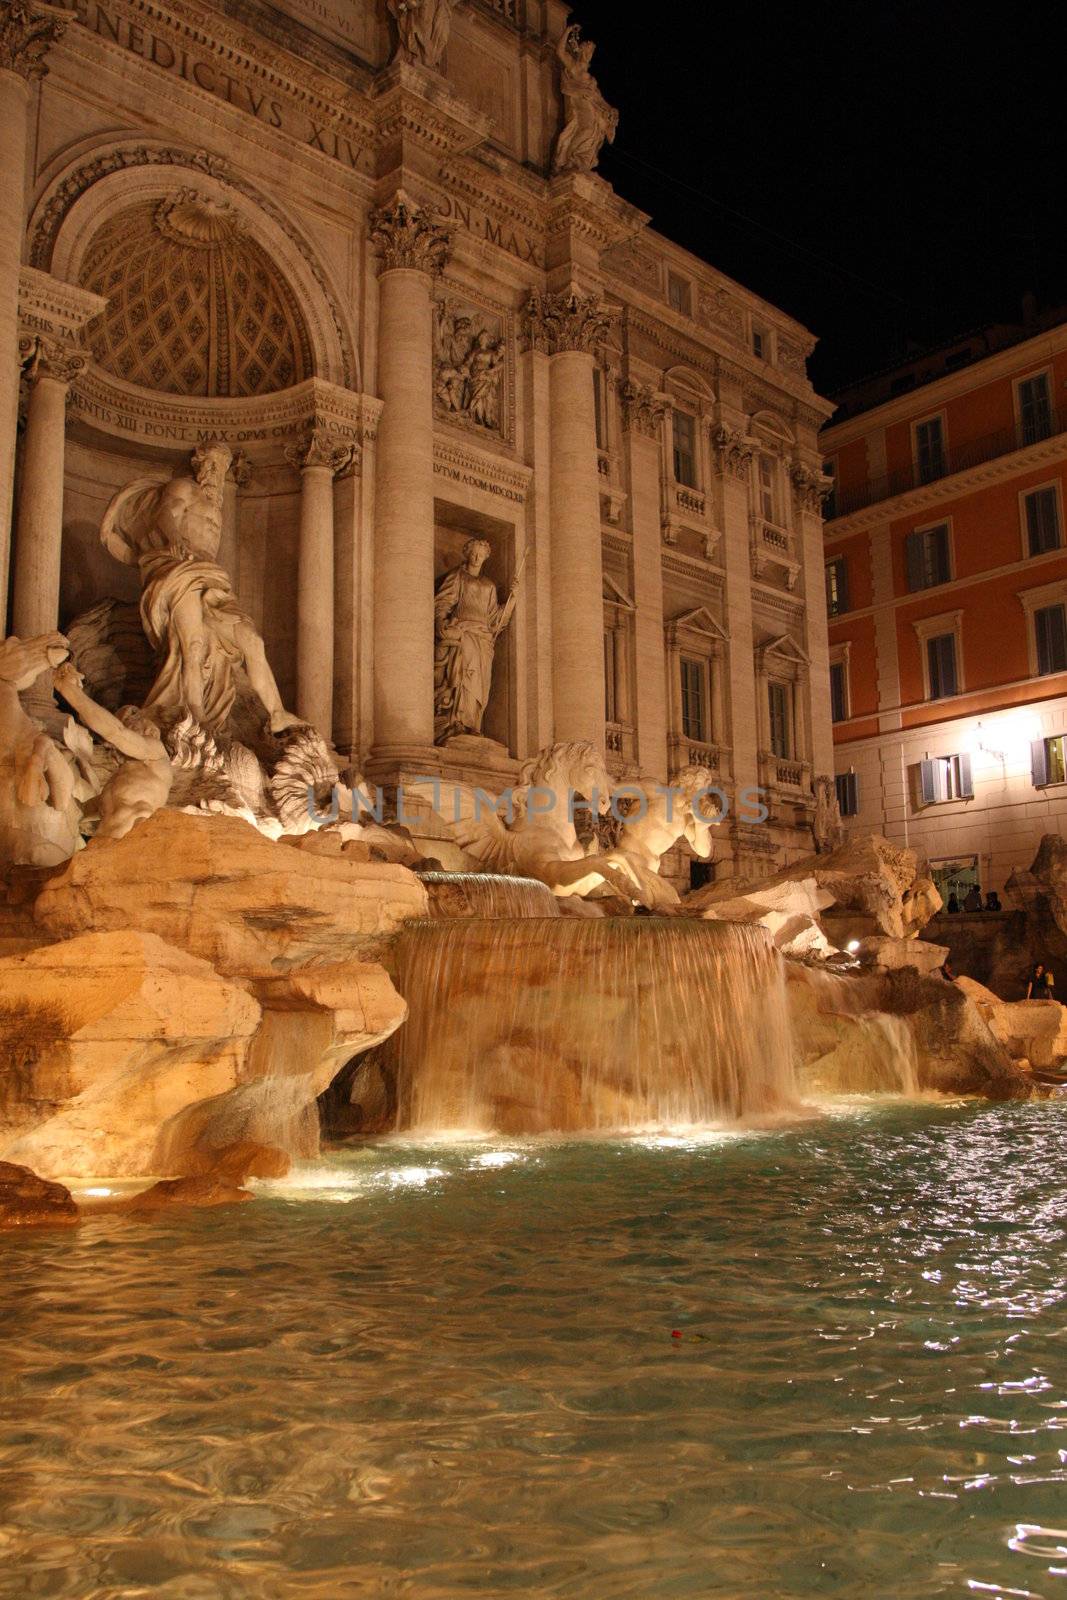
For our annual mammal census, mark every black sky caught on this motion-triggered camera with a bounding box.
[574,0,1064,396]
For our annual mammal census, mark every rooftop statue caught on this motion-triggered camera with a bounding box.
[433,538,521,743]
[0,632,81,866]
[387,0,460,69]
[99,445,302,738]
[552,23,618,176]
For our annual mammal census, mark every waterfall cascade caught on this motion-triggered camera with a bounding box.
[417,872,562,921]
[385,917,798,1134]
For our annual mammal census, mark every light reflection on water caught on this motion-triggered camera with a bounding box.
[2,1097,1066,1599]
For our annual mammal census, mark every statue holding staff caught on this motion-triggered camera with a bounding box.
[433,540,527,742]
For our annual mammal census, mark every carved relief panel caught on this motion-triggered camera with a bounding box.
[434,291,513,445]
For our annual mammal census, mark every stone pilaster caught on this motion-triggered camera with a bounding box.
[11,334,84,643]
[792,460,835,782]
[368,196,450,764]
[217,449,251,589]
[620,379,670,780]
[285,426,355,740]
[712,417,759,801]
[524,289,612,747]
[0,0,66,629]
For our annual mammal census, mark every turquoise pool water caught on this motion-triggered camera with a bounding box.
[2,1098,1066,1599]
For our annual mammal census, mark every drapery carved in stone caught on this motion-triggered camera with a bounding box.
[618,379,668,439]
[711,423,755,481]
[523,291,611,357]
[386,0,461,69]
[369,198,451,277]
[284,424,356,476]
[0,0,66,81]
[552,23,618,175]
[18,333,86,387]
[434,298,506,433]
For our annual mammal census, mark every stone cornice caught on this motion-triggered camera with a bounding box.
[661,549,725,586]
[18,265,107,340]
[67,368,380,456]
[825,431,1067,537]
[0,0,66,80]
[432,435,532,504]
[545,170,649,259]
[370,59,493,160]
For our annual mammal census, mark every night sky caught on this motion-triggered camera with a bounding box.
[576,0,1063,397]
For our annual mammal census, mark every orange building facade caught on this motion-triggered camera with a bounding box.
[821,311,1067,900]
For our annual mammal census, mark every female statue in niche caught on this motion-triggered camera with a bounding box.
[100,444,302,737]
[433,538,520,743]
[387,0,460,70]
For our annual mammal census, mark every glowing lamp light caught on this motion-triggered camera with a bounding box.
[846,939,861,953]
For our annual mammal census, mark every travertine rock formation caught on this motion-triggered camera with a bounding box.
[0,1159,79,1228]
[957,975,1067,1070]
[34,809,428,979]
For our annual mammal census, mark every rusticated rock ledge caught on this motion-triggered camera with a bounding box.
[0,810,428,1181]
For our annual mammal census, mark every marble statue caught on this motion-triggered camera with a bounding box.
[99,445,302,737]
[387,0,460,69]
[434,305,505,431]
[610,765,718,909]
[433,539,519,742]
[812,774,846,855]
[417,740,647,901]
[0,632,82,866]
[52,663,174,842]
[552,23,618,176]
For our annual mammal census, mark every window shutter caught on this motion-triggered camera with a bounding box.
[933,525,952,583]
[906,532,924,592]
[919,759,938,805]
[838,561,850,613]
[836,771,859,817]
[956,751,973,799]
[1031,738,1049,788]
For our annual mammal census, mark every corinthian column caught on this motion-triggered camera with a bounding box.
[285,426,355,739]
[12,335,84,641]
[368,196,450,762]
[0,0,66,629]
[525,290,611,747]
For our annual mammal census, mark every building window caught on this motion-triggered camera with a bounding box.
[926,632,958,700]
[835,771,859,817]
[604,630,618,723]
[918,753,973,806]
[667,272,691,317]
[905,523,951,590]
[1035,603,1067,676]
[1031,734,1067,788]
[752,325,769,361]
[1017,372,1052,445]
[680,656,708,741]
[768,680,791,758]
[914,416,945,484]
[825,556,849,616]
[672,410,698,488]
[1024,486,1061,556]
[829,660,848,722]
[757,453,777,521]
[592,369,606,450]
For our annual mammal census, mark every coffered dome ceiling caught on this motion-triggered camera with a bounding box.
[80,191,313,398]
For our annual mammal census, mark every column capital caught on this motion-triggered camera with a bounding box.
[285,424,356,476]
[522,290,612,357]
[618,379,669,439]
[0,0,67,81]
[711,423,756,482]
[18,332,86,386]
[369,196,451,277]
[790,459,832,514]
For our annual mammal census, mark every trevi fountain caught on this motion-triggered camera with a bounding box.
[1,1,1065,1597]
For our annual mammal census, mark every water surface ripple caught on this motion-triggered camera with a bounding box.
[2,1099,1066,1598]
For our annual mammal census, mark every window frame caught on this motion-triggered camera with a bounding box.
[671,406,699,489]
[1020,479,1063,560]
[912,412,947,485]
[825,555,849,617]
[667,271,692,318]
[913,609,964,702]
[916,752,974,808]
[1015,368,1054,446]
[905,518,953,592]
[752,323,771,362]
[767,678,793,759]
[679,654,710,743]
[835,770,859,817]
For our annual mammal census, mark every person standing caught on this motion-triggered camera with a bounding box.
[1027,963,1055,1000]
